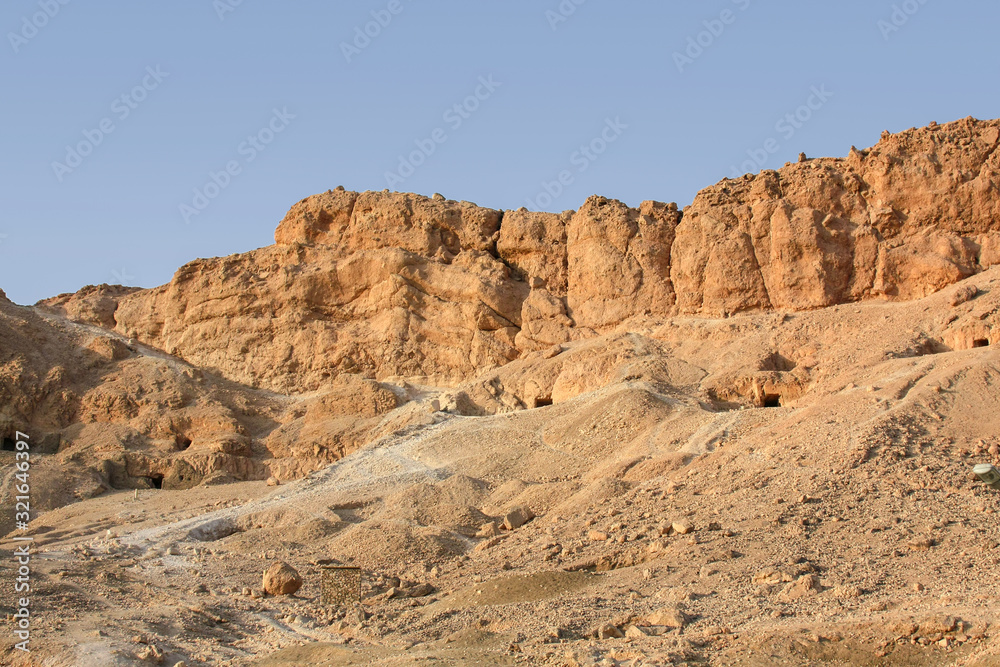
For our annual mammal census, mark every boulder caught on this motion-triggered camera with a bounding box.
[645,606,688,629]
[778,574,822,601]
[502,506,535,530]
[262,561,303,596]
[594,623,624,639]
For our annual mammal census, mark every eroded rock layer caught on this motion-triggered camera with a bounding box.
[58,117,996,393]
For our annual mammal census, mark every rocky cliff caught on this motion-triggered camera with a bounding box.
[9,115,1000,503]
[54,116,998,393]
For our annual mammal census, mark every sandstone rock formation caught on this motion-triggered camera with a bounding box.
[37,284,141,329]
[39,117,992,396]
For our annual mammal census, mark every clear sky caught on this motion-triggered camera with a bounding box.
[1,0,997,305]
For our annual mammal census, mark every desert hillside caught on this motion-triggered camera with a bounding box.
[2,117,1000,666]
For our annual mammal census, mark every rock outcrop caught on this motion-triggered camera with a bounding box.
[91,118,1000,392]
[113,191,525,392]
[673,117,1000,315]
[36,284,141,329]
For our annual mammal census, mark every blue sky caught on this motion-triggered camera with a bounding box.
[1,0,997,305]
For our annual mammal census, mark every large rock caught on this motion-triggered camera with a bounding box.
[262,561,303,596]
[496,209,571,294]
[36,284,141,329]
[646,606,688,629]
[275,188,501,256]
[566,197,679,330]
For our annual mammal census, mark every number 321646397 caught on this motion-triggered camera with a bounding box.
[13,432,29,523]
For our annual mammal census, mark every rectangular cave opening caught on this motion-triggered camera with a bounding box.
[534,397,553,408]
[762,394,782,408]
[148,474,164,490]
[973,339,990,348]
[1,437,16,452]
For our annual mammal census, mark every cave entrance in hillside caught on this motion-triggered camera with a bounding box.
[533,397,553,409]
[175,435,192,451]
[1,437,16,452]
[762,394,782,408]
[973,339,991,348]
[147,474,164,489]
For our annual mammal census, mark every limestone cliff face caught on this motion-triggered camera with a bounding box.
[673,117,1000,315]
[59,116,999,392]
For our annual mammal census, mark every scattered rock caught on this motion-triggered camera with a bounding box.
[503,507,535,530]
[646,606,689,629]
[401,583,435,598]
[476,521,500,538]
[595,623,624,639]
[671,520,694,535]
[950,284,979,306]
[778,574,822,601]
